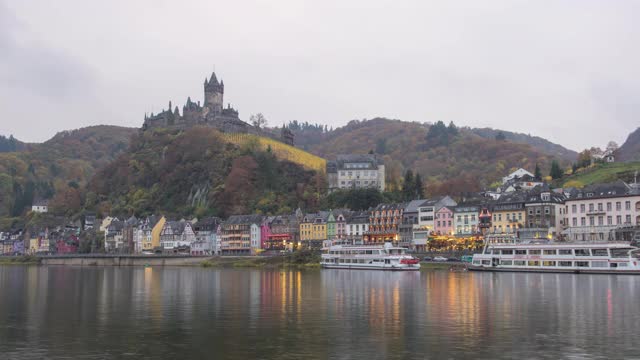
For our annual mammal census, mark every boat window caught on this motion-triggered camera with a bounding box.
[591,249,608,256]
[501,249,513,255]
[513,260,526,266]
[484,247,491,254]
[528,250,541,255]
[339,259,345,263]
[611,249,631,258]
[618,263,628,267]
[359,259,365,264]
[575,261,589,267]
[473,260,481,265]
[558,249,572,255]
[610,263,618,268]
[366,250,373,254]
[542,261,556,266]
[500,260,513,266]
[482,260,490,265]
[558,261,572,267]
[591,261,608,268]
[574,249,589,256]
[543,250,556,255]
[527,260,540,266]
[515,250,526,255]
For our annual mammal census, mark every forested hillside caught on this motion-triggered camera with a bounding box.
[87,127,324,218]
[0,126,137,219]
[470,128,577,161]
[0,135,26,153]
[617,127,640,162]
[284,118,570,194]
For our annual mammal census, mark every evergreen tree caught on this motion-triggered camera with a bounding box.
[415,173,424,198]
[534,163,541,180]
[402,170,415,200]
[550,160,563,179]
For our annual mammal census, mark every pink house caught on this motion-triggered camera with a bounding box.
[434,206,454,236]
[260,219,273,249]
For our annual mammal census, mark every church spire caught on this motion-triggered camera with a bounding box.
[209,72,218,85]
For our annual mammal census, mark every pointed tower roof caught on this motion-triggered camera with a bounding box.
[209,72,219,84]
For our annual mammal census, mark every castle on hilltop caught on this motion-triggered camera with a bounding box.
[142,72,251,134]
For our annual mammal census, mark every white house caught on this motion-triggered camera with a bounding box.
[31,200,48,213]
[502,168,534,184]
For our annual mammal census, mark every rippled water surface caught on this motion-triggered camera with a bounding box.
[0,266,639,359]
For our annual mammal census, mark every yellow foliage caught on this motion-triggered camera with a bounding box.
[563,180,585,189]
[222,133,326,173]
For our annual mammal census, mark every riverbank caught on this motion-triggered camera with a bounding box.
[200,251,321,269]
[0,256,40,265]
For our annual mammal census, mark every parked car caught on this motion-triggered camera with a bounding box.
[447,257,460,262]
[422,256,432,262]
[433,256,448,262]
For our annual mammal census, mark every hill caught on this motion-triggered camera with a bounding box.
[469,128,577,161]
[285,118,571,193]
[0,126,137,220]
[86,127,324,218]
[617,127,640,162]
[0,135,26,153]
[561,161,640,188]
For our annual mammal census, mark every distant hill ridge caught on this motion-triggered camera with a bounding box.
[617,127,640,162]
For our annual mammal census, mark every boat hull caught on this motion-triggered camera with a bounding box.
[322,264,420,271]
[468,265,640,275]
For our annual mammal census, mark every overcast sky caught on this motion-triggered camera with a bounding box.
[1,0,639,150]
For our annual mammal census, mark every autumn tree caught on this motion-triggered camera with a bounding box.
[549,160,563,179]
[250,113,268,128]
[534,163,541,180]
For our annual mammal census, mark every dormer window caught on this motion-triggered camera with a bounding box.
[541,193,550,202]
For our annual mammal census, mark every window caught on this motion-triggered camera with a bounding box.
[625,201,631,210]
[515,250,526,255]
[589,204,594,212]
[598,216,603,226]
[626,215,631,224]
[543,250,556,255]
[500,260,513,266]
[575,261,589,267]
[580,204,585,213]
[598,203,603,211]
[574,249,589,256]
[558,261,572,267]
[527,260,540,266]
[607,216,612,225]
[572,204,577,213]
[514,260,526,266]
[591,249,608,256]
[572,218,577,226]
[616,202,621,211]
[606,202,611,211]
[501,249,513,255]
[591,261,608,268]
[544,208,550,215]
[616,215,622,225]
[528,250,541,255]
[589,217,594,226]
[542,261,556,266]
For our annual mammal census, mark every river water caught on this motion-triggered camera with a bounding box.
[0,266,638,359]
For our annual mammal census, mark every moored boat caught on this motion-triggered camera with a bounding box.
[321,243,420,271]
[470,237,640,274]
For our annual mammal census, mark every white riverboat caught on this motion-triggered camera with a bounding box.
[470,237,640,274]
[321,243,420,271]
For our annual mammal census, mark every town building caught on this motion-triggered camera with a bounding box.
[524,185,566,236]
[264,214,301,251]
[365,203,404,245]
[105,220,124,252]
[160,221,196,253]
[220,215,263,255]
[345,211,370,244]
[563,180,640,241]
[491,192,527,234]
[399,200,427,248]
[416,196,458,231]
[326,154,385,192]
[434,206,455,236]
[192,217,222,255]
[299,213,327,249]
[31,200,48,213]
[453,205,480,236]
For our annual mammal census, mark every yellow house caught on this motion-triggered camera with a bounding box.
[299,213,327,248]
[148,216,166,250]
[491,194,527,233]
[29,238,39,254]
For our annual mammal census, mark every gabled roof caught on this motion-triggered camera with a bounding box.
[404,199,428,213]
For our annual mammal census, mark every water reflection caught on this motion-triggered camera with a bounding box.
[0,266,639,359]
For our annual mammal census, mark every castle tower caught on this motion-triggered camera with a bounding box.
[204,72,224,116]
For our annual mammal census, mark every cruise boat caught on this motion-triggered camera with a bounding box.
[470,237,640,274]
[321,243,420,271]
